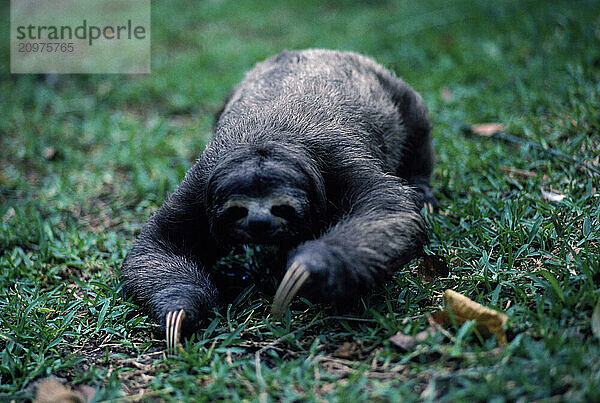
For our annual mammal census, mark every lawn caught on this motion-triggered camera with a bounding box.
[1,0,600,401]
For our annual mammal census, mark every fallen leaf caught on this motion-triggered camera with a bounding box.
[333,341,363,359]
[500,166,537,178]
[44,147,57,160]
[541,188,566,202]
[416,254,449,281]
[431,290,509,346]
[389,328,434,351]
[441,87,453,102]
[592,296,600,340]
[35,377,85,403]
[74,385,96,403]
[389,333,416,351]
[471,123,505,137]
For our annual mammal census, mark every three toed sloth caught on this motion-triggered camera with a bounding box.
[121,49,435,348]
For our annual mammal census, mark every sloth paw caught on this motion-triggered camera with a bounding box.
[166,309,186,354]
[414,183,436,213]
[153,283,218,351]
[272,242,351,318]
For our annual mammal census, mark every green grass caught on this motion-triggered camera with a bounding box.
[1,0,600,401]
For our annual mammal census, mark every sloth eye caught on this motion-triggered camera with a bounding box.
[222,206,248,222]
[270,204,297,221]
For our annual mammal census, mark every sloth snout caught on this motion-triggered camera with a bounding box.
[246,214,280,234]
[221,198,300,242]
[243,204,283,235]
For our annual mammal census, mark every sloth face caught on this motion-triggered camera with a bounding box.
[214,192,307,244]
[206,150,319,246]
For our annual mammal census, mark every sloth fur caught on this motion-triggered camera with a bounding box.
[121,49,434,333]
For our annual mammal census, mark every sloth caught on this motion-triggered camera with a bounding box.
[121,49,434,350]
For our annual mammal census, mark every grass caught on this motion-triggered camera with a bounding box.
[1,0,599,401]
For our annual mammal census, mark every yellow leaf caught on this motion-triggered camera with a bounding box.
[432,290,509,346]
[471,123,505,137]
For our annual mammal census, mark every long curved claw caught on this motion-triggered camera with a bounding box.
[166,309,186,354]
[425,202,434,214]
[272,261,310,319]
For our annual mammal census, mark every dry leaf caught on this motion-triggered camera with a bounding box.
[389,328,433,351]
[44,147,57,160]
[541,188,566,202]
[431,290,509,346]
[389,333,416,351]
[441,87,453,102]
[333,341,363,359]
[74,385,96,403]
[35,377,85,403]
[416,254,449,281]
[500,166,537,178]
[592,296,600,340]
[471,123,505,137]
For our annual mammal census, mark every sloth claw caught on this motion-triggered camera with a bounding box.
[425,201,434,214]
[272,261,310,318]
[166,309,186,354]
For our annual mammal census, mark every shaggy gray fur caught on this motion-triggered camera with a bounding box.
[121,49,434,333]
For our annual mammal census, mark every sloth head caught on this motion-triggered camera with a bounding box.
[205,141,326,246]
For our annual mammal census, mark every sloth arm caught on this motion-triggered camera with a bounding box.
[288,166,427,304]
[120,166,221,334]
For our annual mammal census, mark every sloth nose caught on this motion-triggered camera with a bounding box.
[241,202,281,237]
[242,202,280,238]
[228,200,295,240]
[247,215,278,234]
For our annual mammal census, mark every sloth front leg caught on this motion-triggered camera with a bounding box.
[121,166,222,351]
[122,224,220,352]
[273,173,426,316]
[122,232,219,348]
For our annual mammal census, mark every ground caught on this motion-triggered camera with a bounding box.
[1,0,600,401]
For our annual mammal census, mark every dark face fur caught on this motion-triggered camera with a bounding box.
[205,143,325,246]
